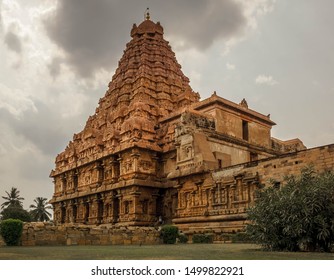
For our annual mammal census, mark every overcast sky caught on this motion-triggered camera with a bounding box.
[0,0,333,210]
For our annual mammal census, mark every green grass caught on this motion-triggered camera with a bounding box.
[1,243,334,260]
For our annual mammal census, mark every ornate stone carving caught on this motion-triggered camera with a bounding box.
[49,16,317,238]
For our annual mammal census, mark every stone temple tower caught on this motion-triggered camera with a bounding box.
[50,15,200,226]
[51,14,310,235]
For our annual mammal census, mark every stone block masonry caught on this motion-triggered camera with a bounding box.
[214,144,334,187]
[44,15,333,241]
[19,222,161,246]
[174,144,334,235]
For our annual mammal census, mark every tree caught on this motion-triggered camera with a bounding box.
[29,197,52,222]
[1,206,32,222]
[246,167,334,252]
[1,187,24,209]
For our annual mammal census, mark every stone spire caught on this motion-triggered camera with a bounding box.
[54,17,200,171]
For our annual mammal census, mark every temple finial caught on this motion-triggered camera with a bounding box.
[145,7,150,20]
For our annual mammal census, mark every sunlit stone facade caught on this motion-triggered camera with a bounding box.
[50,16,333,236]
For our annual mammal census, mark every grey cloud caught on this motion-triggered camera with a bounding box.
[44,0,246,78]
[0,100,75,157]
[0,0,3,32]
[48,57,63,78]
[44,0,131,78]
[154,0,246,49]
[4,30,22,53]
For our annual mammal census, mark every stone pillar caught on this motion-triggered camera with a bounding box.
[76,198,85,223]
[65,201,73,223]
[96,161,105,184]
[53,203,62,225]
[92,162,102,185]
[111,191,120,223]
[89,196,99,224]
[83,198,90,224]
[205,189,210,206]
[241,182,248,202]
[131,150,140,173]
[184,192,189,208]
[210,188,215,206]
[171,193,178,218]
[200,188,203,206]
[176,185,182,209]
[221,185,228,208]
[191,191,196,206]
[103,194,112,223]
[73,170,79,191]
[69,200,78,223]
[151,153,159,176]
[175,142,181,163]
[111,156,121,181]
[118,157,123,177]
[132,191,141,221]
[217,182,222,204]
[103,159,112,181]
[229,185,236,209]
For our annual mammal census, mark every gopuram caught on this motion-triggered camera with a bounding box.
[50,13,334,236]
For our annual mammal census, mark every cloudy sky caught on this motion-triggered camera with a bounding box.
[0,0,333,210]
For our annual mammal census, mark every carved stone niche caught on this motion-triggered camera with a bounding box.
[176,133,194,163]
[123,159,134,173]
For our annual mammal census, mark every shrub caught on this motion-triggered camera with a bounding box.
[192,233,214,243]
[247,167,334,252]
[231,232,252,243]
[0,219,24,246]
[160,225,179,244]
[178,233,189,243]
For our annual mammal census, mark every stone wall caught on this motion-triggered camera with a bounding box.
[174,144,334,236]
[20,222,161,246]
[214,144,334,186]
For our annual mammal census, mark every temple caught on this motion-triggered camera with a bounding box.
[50,15,334,238]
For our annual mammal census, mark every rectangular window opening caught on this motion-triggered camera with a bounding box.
[242,120,249,141]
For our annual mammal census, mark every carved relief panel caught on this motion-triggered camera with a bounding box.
[177,134,194,163]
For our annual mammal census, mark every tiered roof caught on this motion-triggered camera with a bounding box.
[53,17,199,174]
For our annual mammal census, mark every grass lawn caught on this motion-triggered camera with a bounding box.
[1,243,334,260]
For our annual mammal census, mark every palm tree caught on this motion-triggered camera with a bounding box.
[29,197,52,222]
[1,187,24,209]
